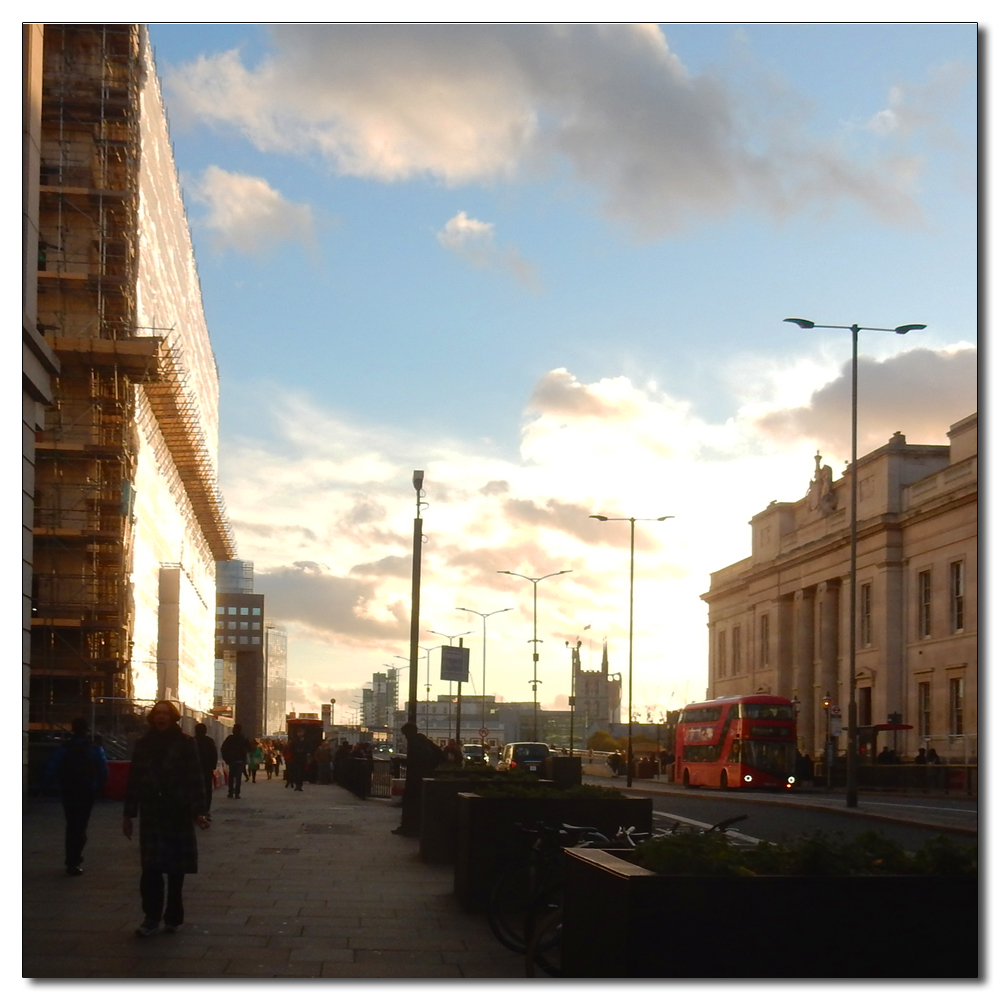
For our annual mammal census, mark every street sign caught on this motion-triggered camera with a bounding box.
[830,706,842,717]
[479,728,489,738]
[831,717,843,738]
[440,645,470,682]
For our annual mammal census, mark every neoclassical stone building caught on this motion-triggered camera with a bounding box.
[702,413,977,763]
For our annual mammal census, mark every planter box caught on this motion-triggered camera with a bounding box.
[419,778,507,863]
[562,848,978,978]
[543,756,582,788]
[454,792,653,913]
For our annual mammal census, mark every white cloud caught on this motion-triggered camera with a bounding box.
[164,25,954,236]
[188,165,315,255]
[220,347,974,718]
[436,211,538,288]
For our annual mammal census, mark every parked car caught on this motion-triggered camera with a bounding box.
[463,744,490,765]
[497,742,551,774]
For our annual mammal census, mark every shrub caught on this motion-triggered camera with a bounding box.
[473,782,624,800]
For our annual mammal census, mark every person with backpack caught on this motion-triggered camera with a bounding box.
[44,718,108,876]
[220,723,251,799]
[391,722,444,837]
[193,723,218,819]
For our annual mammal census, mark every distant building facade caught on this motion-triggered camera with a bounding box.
[702,415,977,763]
[215,592,265,737]
[572,640,622,729]
[264,622,287,736]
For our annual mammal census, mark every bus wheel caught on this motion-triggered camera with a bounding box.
[682,770,691,788]
[719,771,728,789]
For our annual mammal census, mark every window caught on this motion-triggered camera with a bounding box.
[252,607,261,616]
[240,607,249,616]
[252,622,260,630]
[950,561,965,632]
[228,621,236,630]
[216,606,224,615]
[949,677,964,735]
[239,636,248,645]
[858,687,872,728]
[228,607,236,615]
[240,622,249,630]
[917,682,931,739]
[917,571,931,638]
[252,637,261,645]
[716,630,727,678]
[227,636,235,645]
[759,614,770,668]
[732,626,742,675]
[859,583,873,647]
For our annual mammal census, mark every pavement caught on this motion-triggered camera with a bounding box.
[22,777,526,979]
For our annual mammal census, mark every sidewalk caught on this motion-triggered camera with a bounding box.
[23,777,525,979]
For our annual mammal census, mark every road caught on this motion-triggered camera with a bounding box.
[584,774,977,850]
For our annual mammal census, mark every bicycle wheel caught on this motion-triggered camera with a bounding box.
[487,862,533,953]
[525,890,563,978]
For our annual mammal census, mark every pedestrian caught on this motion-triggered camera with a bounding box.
[248,741,263,783]
[333,739,352,786]
[288,734,309,791]
[914,747,928,765]
[442,738,463,765]
[349,741,374,799]
[264,748,275,779]
[44,718,108,876]
[392,722,444,837]
[123,700,210,937]
[927,748,942,764]
[220,723,251,799]
[876,746,893,765]
[193,723,218,819]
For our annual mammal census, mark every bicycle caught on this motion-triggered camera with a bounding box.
[523,816,750,977]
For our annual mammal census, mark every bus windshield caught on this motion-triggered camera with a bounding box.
[741,739,796,777]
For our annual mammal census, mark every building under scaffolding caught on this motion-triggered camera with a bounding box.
[27,24,233,751]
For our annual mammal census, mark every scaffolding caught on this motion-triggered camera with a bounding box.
[31,24,233,731]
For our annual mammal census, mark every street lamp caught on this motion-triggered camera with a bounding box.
[822,692,833,789]
[589,514,673,788]
[455,607,513,749]
[784,317,925,808]
[497,570,572,742]
[407,471,428,727]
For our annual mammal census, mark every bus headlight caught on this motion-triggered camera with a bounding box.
[743,774,753,782]
[787,776,796,784]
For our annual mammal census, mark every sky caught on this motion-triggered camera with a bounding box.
[138,19,978,722]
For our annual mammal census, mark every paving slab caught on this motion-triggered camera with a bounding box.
[23,777,526,978]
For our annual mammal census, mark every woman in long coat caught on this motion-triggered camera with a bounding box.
[123,701,210,936]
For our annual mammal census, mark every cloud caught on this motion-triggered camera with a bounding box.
[224,350,975,716]
[187,165,315,255]
[436,211,538,288]
[165,25,951,236]
[254,563,408,643]
[755,347,977,458]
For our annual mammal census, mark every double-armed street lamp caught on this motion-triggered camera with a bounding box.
[455,606,513,745]
[497,570,573,742]
[589,515,673,788]
[784,318,925,809]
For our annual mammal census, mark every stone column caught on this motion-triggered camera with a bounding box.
[793,588,816,753]
[775,595,794,699]
[816,580,841,750]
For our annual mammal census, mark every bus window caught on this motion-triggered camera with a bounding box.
[727,739,741,763]
[741,703,794,720]
[741,740,796,777]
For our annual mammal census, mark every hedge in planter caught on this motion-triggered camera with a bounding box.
[453,786,652,913]
[561,831,978,978]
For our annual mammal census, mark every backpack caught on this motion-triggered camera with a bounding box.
[59,740,97,790]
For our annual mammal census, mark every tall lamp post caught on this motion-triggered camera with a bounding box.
[497,570,572,742]
[456,607,513,749]
[428,630,473,744]
[784,318,925,808]
[407,471,428,727]
[590,514,673,788]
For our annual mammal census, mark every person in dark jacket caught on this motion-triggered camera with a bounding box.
[392,723,444,837]
[220,723,251,799]
[193,723,218,818]
[123,701,209,936]
[44,718,109,876]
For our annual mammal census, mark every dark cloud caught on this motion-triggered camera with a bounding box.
[502,498,663,552]
[342,495,387,525]
[527,369,639,419]
[755,348,976,457]
[255,564,408,642]
[480,480,510,496]
[350,554,411,578]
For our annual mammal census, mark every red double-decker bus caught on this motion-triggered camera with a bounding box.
[675,695,797,791]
